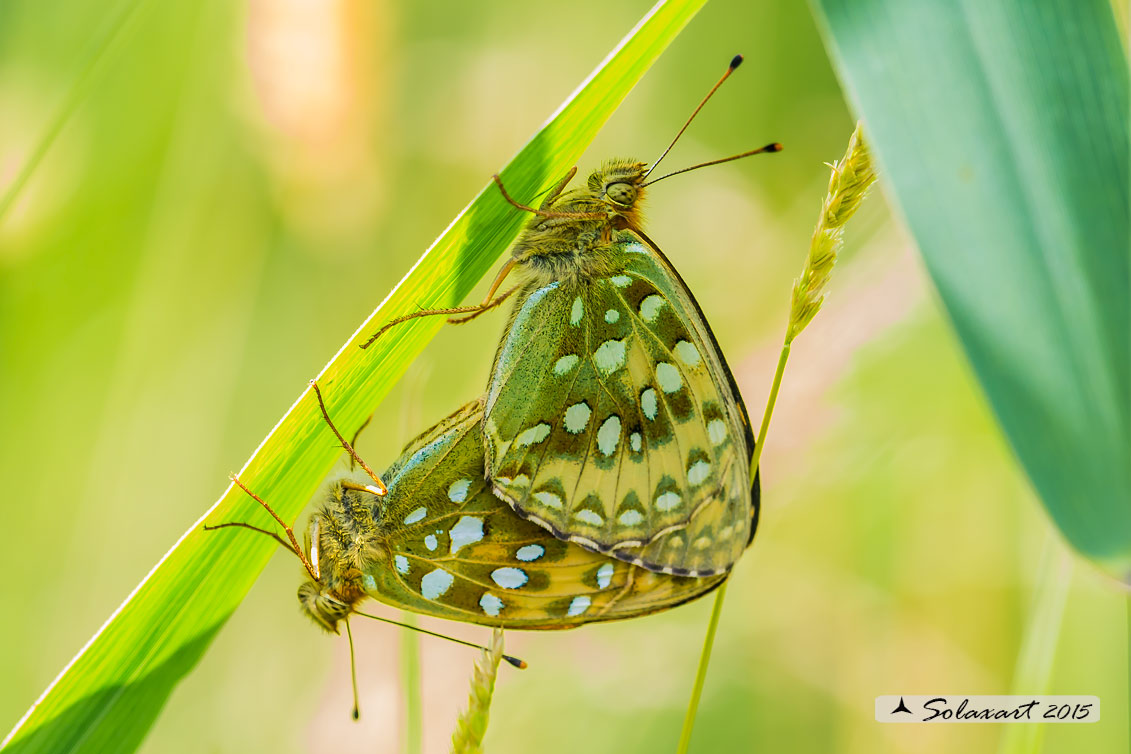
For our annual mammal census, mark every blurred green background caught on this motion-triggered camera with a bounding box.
[0,1,1126,752]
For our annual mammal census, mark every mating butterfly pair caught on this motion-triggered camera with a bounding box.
[214,57,770,636]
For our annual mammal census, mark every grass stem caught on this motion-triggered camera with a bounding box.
[675,581,728,753]
[996,538,1072,754]
[675,122,874,752]
[450,629,505,754]
[675,341,788,754]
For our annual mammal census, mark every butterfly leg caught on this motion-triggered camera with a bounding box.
[309,380,388,496]
[361,260,521,347]
[491,173,604,220]
[346,414,372,472]
[539,167,577,209]
[447,283,519,324]
[222,473,320,582]
[203,520,293,552]
[361,304,491,348]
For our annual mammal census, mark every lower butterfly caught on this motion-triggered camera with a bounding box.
[210,382,727,636]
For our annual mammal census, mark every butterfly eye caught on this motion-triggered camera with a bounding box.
[605,181,636,206]
[298,581,343,633]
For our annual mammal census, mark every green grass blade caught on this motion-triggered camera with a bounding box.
[0,1,706,751]
[0,0,148,223]
[997,538,1073,754]
[810,0,1131,578]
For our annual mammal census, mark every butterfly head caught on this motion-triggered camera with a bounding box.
[588,159,648,225]
[298,579,355,633]
[296,508,371,633]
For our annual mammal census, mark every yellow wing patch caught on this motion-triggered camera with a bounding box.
[359,400,724,628]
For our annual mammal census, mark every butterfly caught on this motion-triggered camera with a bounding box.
[211,383,727,634]
[364,57,777,578]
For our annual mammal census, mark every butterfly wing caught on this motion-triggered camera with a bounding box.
[364,400,724,629]
[484,232,758,575]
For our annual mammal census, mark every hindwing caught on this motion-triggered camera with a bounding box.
[483,232,758,575]
[360,400,724,628]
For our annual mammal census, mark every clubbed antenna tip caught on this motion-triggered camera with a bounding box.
[504,654,528,669]
[729,54,743,70]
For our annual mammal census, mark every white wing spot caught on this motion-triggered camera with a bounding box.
[533,490,563,509]
[655,491,682,511]
[687,460,711,486]
[512,474,531,488]
[593,339,627,374]
[515,422,551,447]
[403,507,427,525]
[570,296,584,326]
[515,544,545,561]
[574,509,604,526]
[596,562,615,589]
[596,415,621,456]
[618,509,644,526]
[394,555,410,574]
[604,308,620,323]
[449,516,484,554]
[491,567,529,589]
[554,354,579,375]
[630,432,642,452]
[707,419,727,446]
[656,362,683,393]
[639,294,665,322]
[641,388,658,420]
[564,402,592,433]
[362,573,377,591]
[479,593,504,617]
[421,568,455,599]
[424,534,438,551]
[448,478,472,502]
[674,340,701,367]
[610,274,632,287]
[567,595,592,616]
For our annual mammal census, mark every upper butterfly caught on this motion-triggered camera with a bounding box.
[365,56,779,577]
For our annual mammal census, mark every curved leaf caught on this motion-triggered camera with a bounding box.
[811,0,1130,578]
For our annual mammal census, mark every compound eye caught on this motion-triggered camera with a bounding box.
[605,181,636,206]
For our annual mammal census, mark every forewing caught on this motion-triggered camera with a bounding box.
[484,234,757,575]
[366,401,723,629]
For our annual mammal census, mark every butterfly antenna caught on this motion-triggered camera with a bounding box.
[345,619,361,721]
[354,610,527,669]
[643,54,744,181]
[641,142,783,188]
